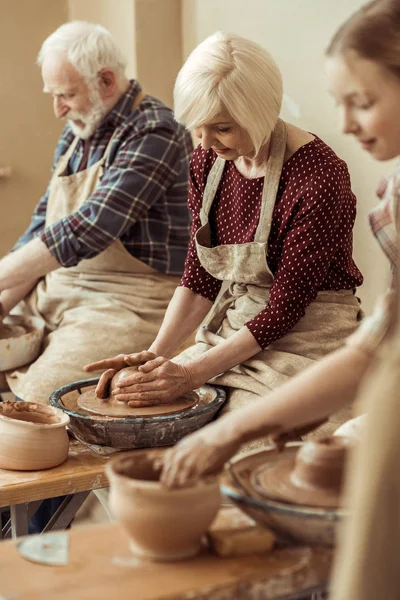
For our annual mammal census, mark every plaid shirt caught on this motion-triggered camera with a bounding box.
[14,81,193,275]
[347,165,400,353]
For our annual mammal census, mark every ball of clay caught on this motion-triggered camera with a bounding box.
[110,366,139,396]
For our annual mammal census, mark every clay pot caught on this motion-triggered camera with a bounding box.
[251,436,353,508]
[0,402,70,471]
[106,449,221,561]
[0,315,45,371]
[291,436,349,493]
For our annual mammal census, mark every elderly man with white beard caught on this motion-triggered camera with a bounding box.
[0,21,193,406]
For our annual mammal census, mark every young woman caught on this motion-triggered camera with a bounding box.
[85,32,362,442]
[158,0,400,491]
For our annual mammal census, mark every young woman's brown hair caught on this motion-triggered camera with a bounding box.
[327,0,400,80]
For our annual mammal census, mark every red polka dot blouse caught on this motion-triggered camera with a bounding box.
[180,137,363,349]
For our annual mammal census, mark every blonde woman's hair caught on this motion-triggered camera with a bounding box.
[37,21,127,85]
[326,0,400,81]
[174,31,283,154]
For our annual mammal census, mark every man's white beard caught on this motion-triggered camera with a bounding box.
[67,87,108,140]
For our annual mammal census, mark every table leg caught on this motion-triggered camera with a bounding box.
[1,502,43,539]
[1,493,91,539]
[42,492,90,532]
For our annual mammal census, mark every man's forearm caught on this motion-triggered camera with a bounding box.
[0,280,39,315]
[0,238,59,291]
[149,287,214,358]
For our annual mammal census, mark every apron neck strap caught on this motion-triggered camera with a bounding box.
[199,119,287,237]
[254,118,287,243]
[100,89,146,165]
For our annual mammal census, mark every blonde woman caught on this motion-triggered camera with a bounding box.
[158,0,400,503]
[86,32,362,432]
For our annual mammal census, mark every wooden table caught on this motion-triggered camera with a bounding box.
[0,518,332,599]
[0,439,109,538]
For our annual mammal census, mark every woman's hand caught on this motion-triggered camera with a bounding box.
[83,351,158,399]
[159,424,242,488]
[112,358,195,406]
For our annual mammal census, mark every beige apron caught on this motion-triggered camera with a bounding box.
[176,119,360,433]
[6,95,180,403]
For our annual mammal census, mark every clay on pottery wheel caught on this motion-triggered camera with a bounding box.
[0,402,70,471]
[251,436,353,508]
[77,366,198,417]
[106,449,221,561]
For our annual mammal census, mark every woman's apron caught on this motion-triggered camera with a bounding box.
[6,97,180,403]
[176,119,361,435]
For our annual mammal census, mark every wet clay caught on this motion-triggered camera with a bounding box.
[78,367,198,417]
[0,324,26,340]
[0,401,70,471]
[251,436,353,508]
[106,449,221,561]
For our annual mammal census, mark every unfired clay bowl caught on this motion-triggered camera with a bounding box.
[106,449,221,561]
[0,402,70,471]
[0,315,45,371]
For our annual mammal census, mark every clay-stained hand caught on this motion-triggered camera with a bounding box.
[83,351,158,398]
[111,358,194,406]
[159,426,242,489]
[83,351,157,373]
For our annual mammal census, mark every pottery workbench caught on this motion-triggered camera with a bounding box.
[0,439,109,538]
[0,518,332,599]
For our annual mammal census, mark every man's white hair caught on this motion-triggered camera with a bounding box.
[174,31,283,154]
[37,21,127,83]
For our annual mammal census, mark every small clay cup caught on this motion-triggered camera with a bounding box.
[106,449,221,561]
[0,402,70,471]
[290,436,350,492]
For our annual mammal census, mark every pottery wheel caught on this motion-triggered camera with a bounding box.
[77,388,199,417]
[250,459,341,509]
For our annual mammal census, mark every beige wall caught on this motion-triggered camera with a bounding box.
[68,0,137,78]
[69,0,181,107]
[182,0,392,313]
[0,0,68,255]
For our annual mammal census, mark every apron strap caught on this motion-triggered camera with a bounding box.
[254,118,287,243]
[199,157,226,226]
[198,119,287,239]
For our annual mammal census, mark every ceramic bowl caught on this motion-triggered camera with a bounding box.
[106,449,221,561]
[0,401,70,471]
[0,315,45,371]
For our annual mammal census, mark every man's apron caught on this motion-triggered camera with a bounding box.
[6,97,180,403]
[176,119,361,435]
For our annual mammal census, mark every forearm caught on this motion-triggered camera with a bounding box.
[0,238,59,290]
[0,280,39,315]
[149,287,213,358]
[188,326,262,387]
[215,345,373,445]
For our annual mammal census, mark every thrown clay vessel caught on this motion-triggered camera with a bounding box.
[0,402,70,471]
[106,449,221,561]
[78,366,198,417]
[251,436,353,508]
[0,315,45,371]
